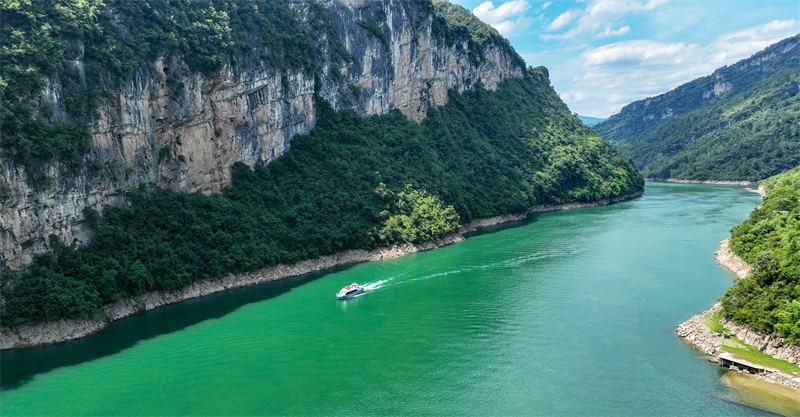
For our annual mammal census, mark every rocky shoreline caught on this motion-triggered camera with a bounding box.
[0,191,642,350]
[676,305,800,391]
[745,183,767,198]
[676,239,800,391]
[715,238,751,279]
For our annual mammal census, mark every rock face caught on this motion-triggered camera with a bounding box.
[720,317,800,367]
[712,237,800,365]
[0,0,525,270]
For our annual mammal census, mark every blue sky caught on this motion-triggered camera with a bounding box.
[449,0,799,117]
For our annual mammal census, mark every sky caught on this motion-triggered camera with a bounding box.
[449,0,800,117]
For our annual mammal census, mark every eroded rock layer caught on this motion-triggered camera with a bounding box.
[0,0,524,270]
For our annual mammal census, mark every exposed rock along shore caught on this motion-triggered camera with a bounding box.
[746,183,767,198]
[646,178,757,186]
[676,239,800,391]
[0,191,642,351]
[715,238,751,279]
[676,305,800,391]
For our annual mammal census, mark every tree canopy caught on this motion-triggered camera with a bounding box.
[595,34,800,181]
[722,166,800,343]
[0,70,643,326]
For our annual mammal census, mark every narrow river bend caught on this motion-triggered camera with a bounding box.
[1,182,772,415]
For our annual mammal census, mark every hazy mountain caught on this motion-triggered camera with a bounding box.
[595,34,800,181]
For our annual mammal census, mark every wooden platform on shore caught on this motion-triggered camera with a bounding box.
[719,352,767,374]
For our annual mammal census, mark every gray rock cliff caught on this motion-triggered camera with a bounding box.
[0,0,525,270]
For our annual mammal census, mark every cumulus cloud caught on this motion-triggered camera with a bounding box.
[543,0,669,40]
[561,19,798,116]
[473,1,532,35]
[547,10,577,31]
[541,1,552,10]
[597,25,630,38]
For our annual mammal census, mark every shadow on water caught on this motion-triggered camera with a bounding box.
[464,214,542,239]
[0,264,355,390]
[0,194,648,392]
[463,195,642,240]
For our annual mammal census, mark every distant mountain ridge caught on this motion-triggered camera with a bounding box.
[578,115,605,127]
[595,34,800,181]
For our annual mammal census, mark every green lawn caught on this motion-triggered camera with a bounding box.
[722,338,800,376]
[703,309,800,376]
[704,310,731,334]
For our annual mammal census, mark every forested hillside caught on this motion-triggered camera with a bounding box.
[594,34,800,181]
[0,0,322,172]
[0,0,531,271]
[722,166,800,343]
[1,69,643,326]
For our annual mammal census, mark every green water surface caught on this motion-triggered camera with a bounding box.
[1,183,776,415]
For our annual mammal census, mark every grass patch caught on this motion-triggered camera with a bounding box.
[704,310,731,334]
[705,309,800,376]
[722,337,800,376]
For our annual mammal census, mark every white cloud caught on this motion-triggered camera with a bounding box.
[597,25,630,38]
[473,1,532,35]
[541,1,552,10]
[559,19,798,116]
[543,0,670,40]
[547,10,577,30]
[581,39,695,66]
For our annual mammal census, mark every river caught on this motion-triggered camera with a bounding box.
[1,182,779,415]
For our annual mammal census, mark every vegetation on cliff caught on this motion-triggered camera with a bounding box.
[594,34,800,181]
[431,0,524,68]
[722,166,800,343]
[2,0,512,181]
[0,69,643,326]
[0,0,324,177]
[375,184,461,244]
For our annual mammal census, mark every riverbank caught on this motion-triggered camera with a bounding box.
[646,178,757,186]
[676,239,800,392]
[715,238,751,279]
[0,191,642,350]
[647,178,765,197]
[676,304,800,391]
[720,372,800,416]
[745,183,766,198]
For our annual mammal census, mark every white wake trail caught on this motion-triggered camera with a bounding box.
[363,278,392,291]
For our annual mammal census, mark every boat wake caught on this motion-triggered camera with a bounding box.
[363,279,391,291]
[353,249,563,297]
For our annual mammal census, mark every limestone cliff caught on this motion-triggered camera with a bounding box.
[0,0,524,270]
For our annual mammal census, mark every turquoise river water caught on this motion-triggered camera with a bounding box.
[1,182,779,415]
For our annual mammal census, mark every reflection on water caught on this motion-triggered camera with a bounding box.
[0,183,778,416]
[0,266,354,389]
[719,371,800,416]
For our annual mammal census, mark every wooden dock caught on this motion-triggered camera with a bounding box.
[718,352,767,374]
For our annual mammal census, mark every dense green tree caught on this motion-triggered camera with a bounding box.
[0,0,322,172]
[721,166,800,343]
[595,34,800,181]
[376,184,461,244]
[0,69,643,326]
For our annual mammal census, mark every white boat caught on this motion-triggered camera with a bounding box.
[336,283,365,300]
